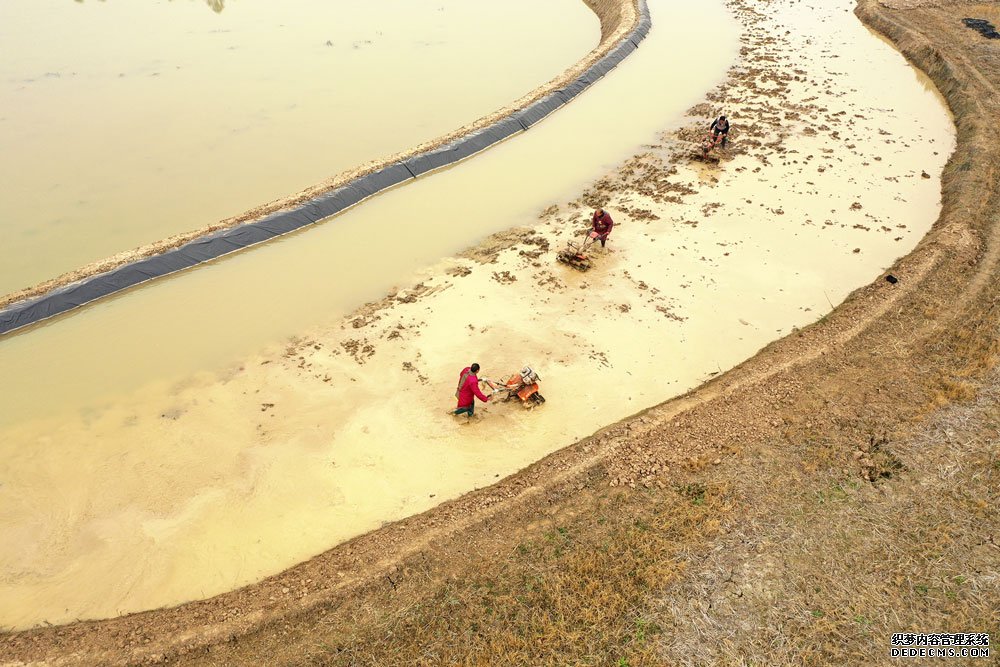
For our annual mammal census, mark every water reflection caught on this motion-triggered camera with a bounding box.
[72,0,227,12]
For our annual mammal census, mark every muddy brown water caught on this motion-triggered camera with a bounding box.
[0,0,596,296]
[0,0,954,631]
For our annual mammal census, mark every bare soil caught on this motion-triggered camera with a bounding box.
[2,0,999,664]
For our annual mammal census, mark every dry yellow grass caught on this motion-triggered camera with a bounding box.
[307,487,725,666]
[655,381,1000,666]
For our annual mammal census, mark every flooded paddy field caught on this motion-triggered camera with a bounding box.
[0,0,955,636]
[0,0,596,295]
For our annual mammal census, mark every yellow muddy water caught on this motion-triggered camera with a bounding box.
[0,0,596,296]
[0,0,955,631]
[0,0,737,431]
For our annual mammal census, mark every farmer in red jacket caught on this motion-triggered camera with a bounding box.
[454,363,490,417]
[589,208,614,248]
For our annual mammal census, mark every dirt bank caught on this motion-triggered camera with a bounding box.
[1,0,996,663]
[0,0,638,312]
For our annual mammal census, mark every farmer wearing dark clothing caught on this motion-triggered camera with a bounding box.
[589,208,614,248]
[454,363,490,417]
[710,115,730,147]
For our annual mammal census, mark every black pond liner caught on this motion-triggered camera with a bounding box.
[0,1,652,337]
[963,18,1000,39]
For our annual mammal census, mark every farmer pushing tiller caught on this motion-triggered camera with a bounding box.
[696,114,731,161]
[556,207,614,271]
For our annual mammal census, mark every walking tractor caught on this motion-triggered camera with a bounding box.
[485,366,545,408]
[697,131,725,161]
[556,230,596,272]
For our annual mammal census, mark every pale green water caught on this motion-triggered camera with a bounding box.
[0,0,596,295]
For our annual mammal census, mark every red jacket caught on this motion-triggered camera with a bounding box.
[592,211,614,238]
[456,367,489,408]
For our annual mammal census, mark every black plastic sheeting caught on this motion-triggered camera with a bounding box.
[962,18,999,39]
[404,116,524,176]
[0,0,651,337]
